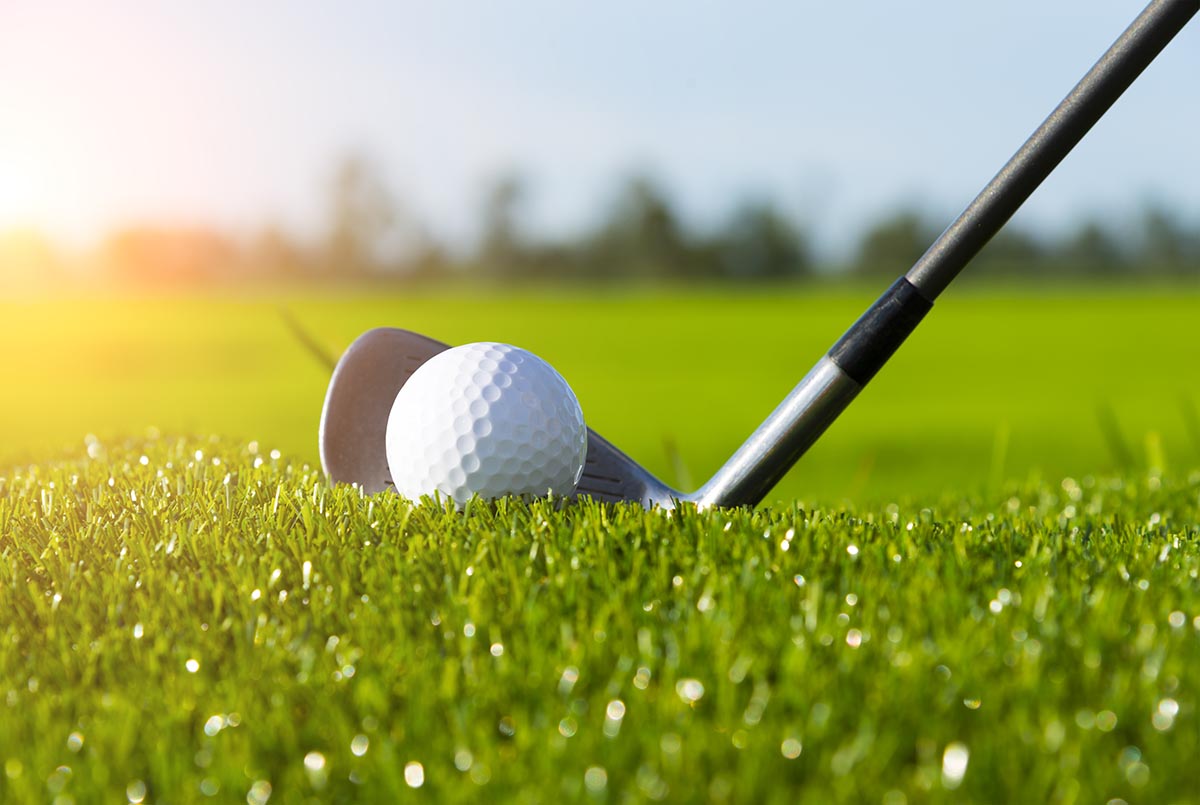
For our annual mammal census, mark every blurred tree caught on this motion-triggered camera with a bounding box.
[250,224,311,279]
[584,174,691,279]
[102,228,238,285]
[405,232,452,281]
[973,226,1045,274]
[853,210,935,276]
[479,174,528,277]
[1059,218,1126,274]
[324,154,398,277]
[716,199,811,279]
[1140,204,1200,272]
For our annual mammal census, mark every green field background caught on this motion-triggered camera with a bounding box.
[2,284,1198,503]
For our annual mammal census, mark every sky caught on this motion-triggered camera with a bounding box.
[1,0,1197,258]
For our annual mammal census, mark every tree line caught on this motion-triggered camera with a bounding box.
[2,155,1198,289]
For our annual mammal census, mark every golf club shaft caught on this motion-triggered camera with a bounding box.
[909,0,1199,301]
[698,0,1197,507]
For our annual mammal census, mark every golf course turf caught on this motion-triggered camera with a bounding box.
[1,287,1198,801]
[2,436,1198,802]
[4,286,1200,503]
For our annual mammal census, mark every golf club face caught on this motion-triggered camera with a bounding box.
[319,327,449,494]
[318,327,680,505]
[575,429,681,507]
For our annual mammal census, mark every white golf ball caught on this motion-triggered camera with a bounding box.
[385,342,587,504]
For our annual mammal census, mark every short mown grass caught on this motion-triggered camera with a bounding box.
[5,286,1200,502]
[2,436,1198,803]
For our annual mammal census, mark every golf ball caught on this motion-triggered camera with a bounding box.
[385,342,587,504]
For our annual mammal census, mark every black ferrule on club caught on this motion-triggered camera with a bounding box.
[828,278,933,386]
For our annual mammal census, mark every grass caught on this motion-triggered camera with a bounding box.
[2,435,1199,802]
[3,284,1200,501]
[2,285,1199,801]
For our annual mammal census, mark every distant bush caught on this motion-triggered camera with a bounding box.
[6,155,1195,290]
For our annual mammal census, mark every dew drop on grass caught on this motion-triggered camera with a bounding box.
[304,751,328,790]
[404,761,425,788]
[1153,698,1179,731]
[584,766,607,793]
[676,679,705,703]
[246,780,272,805]
[941,743,969,789]
[186,659,200,673]
[781,738,802,759]
[604,700,625,738]
[454,749,473,771]
[558,666,579,695]
[127,779,147,803]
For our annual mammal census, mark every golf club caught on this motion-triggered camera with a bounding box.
[321,0,1198,507]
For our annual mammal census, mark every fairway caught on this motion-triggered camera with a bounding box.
[2,285,1198,502]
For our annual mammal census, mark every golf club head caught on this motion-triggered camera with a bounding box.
[319,328,678,505]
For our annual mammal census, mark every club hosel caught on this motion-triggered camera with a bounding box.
[694,356,863,507]
[828,277,934,386]
[698,279,933,507]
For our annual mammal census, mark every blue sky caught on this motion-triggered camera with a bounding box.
[2,0,1197,257]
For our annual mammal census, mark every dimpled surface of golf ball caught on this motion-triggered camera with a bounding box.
[385,342,587,505]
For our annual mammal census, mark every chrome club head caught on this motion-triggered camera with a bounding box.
[319,327,681,505]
